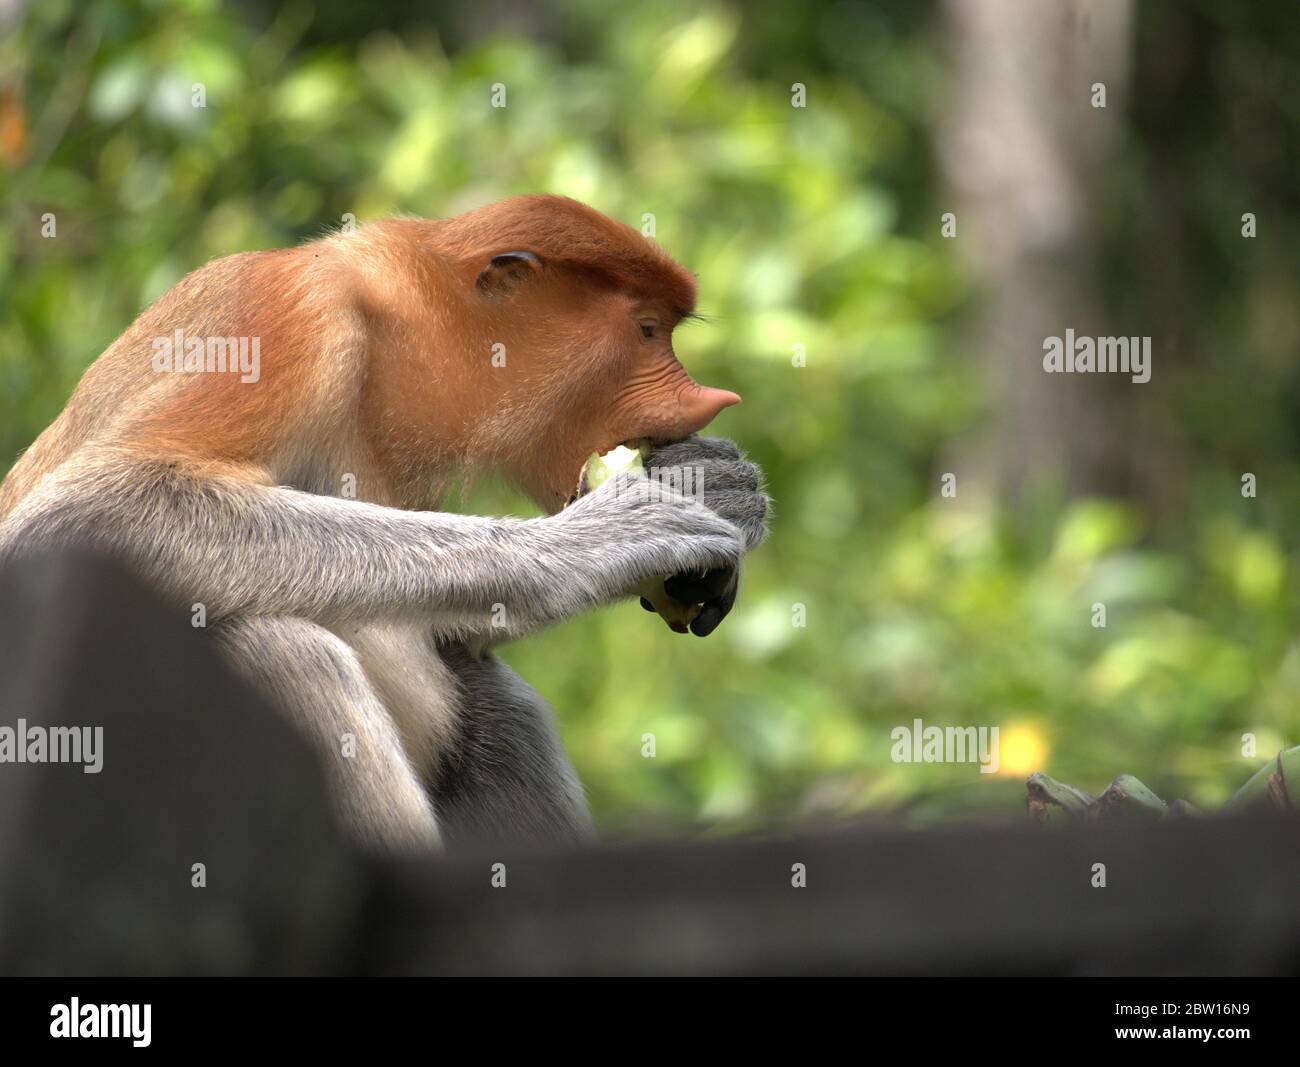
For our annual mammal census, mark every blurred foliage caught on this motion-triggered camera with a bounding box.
[1,0,1296,837]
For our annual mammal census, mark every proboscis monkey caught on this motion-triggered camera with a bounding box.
[0,195,769,850]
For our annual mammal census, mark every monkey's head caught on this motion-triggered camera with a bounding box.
[388,196,741,513]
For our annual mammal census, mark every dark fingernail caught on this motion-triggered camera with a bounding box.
[640,597,655,612]
[691,605,723,637]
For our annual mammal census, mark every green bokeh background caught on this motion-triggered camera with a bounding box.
[2,0,1297,836]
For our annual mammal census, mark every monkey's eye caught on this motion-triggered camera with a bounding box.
[639,321,658,340]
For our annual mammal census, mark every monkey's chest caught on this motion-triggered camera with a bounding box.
[328,620,461,769]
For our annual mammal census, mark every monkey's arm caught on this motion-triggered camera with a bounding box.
[464,434,770,649]
[0,456,742,635]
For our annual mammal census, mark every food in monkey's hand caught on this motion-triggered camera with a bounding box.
[576,441,703,633]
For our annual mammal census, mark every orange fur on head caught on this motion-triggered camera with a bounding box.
[352,195,741,511]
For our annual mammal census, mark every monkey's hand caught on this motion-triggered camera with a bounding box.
[646,436,769,551]
[638,435,770,636]
[545,471,745,631]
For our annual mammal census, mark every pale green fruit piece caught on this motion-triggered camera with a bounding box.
[584,442,649,492]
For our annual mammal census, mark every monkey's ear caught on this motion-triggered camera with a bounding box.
[475,250,543,298]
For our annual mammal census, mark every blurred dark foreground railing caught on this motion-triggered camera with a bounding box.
[0,552,1297,976]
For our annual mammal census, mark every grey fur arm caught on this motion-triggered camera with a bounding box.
[0,457,743,632]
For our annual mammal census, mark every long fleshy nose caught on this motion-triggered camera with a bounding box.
[649,353,740,437]
[612,353,741,441]
[676,381,741,435]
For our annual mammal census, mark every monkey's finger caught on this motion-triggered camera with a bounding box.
[651,435,742,464]
[689,599,728,637]
[639,596,656,612]
[645,447,759,495]
[664,566,733,604]
[690,572,739,637]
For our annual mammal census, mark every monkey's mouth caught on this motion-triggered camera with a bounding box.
[564,438,655,507]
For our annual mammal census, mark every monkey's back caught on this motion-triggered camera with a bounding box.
[0,244,358,522]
